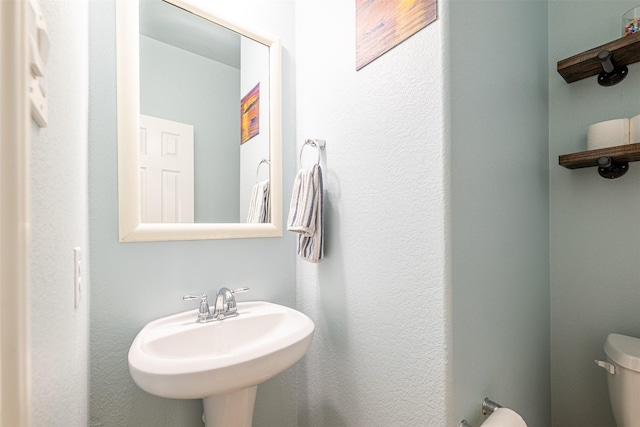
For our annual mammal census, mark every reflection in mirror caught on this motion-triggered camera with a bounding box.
[139,0,270,224]
[117,0,282,241]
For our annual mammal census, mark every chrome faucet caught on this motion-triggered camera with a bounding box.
[183,287,249,323]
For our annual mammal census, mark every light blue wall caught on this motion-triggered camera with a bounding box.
[549,1,640,425]
[294,0,451,425]
[140,35,241,223]
[30,1,90,425]
[88,1,297,425]
[451,1,550,425]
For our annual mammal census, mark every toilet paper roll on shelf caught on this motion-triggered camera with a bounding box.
[587,118,630,150]
[630,114,640,144]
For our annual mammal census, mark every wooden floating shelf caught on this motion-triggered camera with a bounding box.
[557,32,640,83]
[559,143,640,169]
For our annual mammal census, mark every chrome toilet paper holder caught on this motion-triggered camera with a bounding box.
[459,398,502,427]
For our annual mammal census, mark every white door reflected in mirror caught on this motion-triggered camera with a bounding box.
[139,114,194,223]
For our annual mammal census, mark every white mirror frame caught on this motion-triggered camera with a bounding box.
[116,0,282,242]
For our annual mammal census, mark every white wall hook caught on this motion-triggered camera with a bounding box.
[28,0,50,127]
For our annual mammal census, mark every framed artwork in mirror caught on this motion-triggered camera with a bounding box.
[241,83,260,144]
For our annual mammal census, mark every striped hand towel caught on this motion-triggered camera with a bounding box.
[287,164,324,262]
[246,179,270,223]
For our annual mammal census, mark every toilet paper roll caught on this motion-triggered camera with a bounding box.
[587,118,630,150]
[480,408,527,427]
[630,115,640,144]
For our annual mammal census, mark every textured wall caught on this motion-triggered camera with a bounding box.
[450,1,550,425]
[29,0,89,425]
[88,1,297,425]
[294,1,451,425]
[549,1,640,426]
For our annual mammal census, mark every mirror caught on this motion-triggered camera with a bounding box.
[117,0,282,241]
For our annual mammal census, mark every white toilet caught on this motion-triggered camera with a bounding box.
[596,333,640,427]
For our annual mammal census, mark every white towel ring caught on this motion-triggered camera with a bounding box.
[256,158,269,182]
[299,138,326,167]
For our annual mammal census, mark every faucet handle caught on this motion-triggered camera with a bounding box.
[183,294,212,322]
[231,287,250,295]
[183,293,208,301]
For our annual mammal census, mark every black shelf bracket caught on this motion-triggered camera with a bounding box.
[597,156,629,179]
[596,50,628,87]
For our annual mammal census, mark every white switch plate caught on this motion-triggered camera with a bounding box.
[73,247,81,308]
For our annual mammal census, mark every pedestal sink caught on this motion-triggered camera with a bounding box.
[128,301,314,427]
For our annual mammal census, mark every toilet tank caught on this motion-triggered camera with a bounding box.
[603,334,640,427]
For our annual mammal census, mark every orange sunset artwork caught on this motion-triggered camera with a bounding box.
[356,0,437,70]
[241,83,260,144]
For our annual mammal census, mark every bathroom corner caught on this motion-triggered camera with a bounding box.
[10,0,640,425]
[549,1,640,425]
[451,0,551,425]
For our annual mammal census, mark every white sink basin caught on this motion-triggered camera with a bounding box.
[128,301,314,426]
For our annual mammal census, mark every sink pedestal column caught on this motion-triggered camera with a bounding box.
[203,386,257,427]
